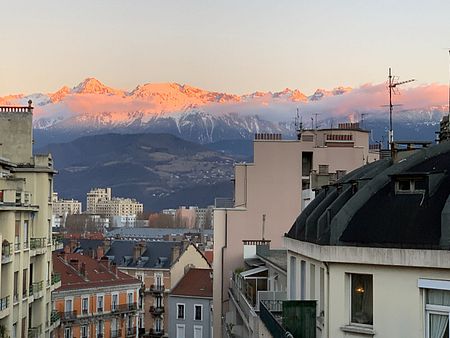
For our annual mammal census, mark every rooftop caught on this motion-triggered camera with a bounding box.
[170,268,213,298]
[53,252,141,292]
[286,141,450,249]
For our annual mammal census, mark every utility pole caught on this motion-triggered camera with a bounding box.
[387,68,415,150]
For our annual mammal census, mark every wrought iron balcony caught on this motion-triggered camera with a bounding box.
[149,305,164,316]
[30,237,46,249]
[50,310,60,325]
[51,273,61,285]
[111,329,122,338]
[149,284,164,294]
[112,302,137,314]
[60,310,78,321]
[126,327,137,337]
[148,328,165,337]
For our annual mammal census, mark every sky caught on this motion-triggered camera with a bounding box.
[1,0,450,96]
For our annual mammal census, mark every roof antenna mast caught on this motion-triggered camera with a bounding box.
[294,107,303,140]
[387,67,415,150]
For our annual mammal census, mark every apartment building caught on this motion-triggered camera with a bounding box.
[169,268,213,338]
[53,252,142,338]
[284,141,450,338]
[65,239,211,337]
[0,102,59,338]
[52,192,82,228]
[213,124,380,336]
[86,188,143,219]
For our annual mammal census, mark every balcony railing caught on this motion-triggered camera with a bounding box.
[14,242,20,251]
[259,301,286,338]
[30,237,46,249]
[28,325,42,338]
[29,281,44,297]
[2,243,12,257]
[149,328,165,337]
[112,302,137,313]
[149,284,164,293]
[0,296,9,311]
[111,329,122,338]
[51,273,61,285]
[126,327,137,337]
[60,310,77,321]
[50,310,60,325]
[149,305,164,316]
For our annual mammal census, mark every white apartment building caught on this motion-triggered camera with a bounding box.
[213,125,380,337]
[284,142,450,338]
[86,188,143,218]
[0,102,61,338]
[52,192,82,216]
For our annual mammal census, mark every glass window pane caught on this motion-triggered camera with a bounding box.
[429,313,449,338]
[351,274,373,325]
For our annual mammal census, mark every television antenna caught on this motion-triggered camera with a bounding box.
[384,68,415,150]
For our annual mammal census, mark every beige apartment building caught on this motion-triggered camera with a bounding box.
[0,102,61,338]
[213,124,379,337]
[86,188,143,218]
[52,192,82,216]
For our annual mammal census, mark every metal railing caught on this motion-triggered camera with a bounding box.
[149,328,164,337]
[14,242,20,251]
[111,329,122,338]
[112,302,137,313]
[51,273,61,285]
[50,310,60,325]
[2,243,12,257]
[27,325,42,338]
[30,237,46,249]
[60,310,78,321]
[259,301,287,338]
[149,284,164,293]
[29,281,44,296]
[149,305,164,316]
[0,296,9,311]
[126,327,137,336]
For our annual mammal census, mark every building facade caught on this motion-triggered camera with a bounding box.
[168,268,213,338]
[0,103,60,338]
[52,192,82,228]
[284,141,450,338]
[53,252,142,338]
[86,188,143,219]
[213,125,380,336]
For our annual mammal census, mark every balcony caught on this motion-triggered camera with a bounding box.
[29,281,44,299]
[126,327,137,337]
[51,273,61,289]
[28,325,42,338]
[48,310,60,331]
[148,328,164,337]
[60,310,78,322]
[1,242,12,264]
[52,236,63,251]
[148,284,164,294]
[112,302,137,314]
[30,237,46,255]
[111,329,122,338]
[149,305,164,316]
[0,296,10,319]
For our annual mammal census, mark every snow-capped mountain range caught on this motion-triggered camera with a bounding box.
[1,78,447,145]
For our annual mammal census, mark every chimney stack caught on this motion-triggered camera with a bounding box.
[171,245,181,263]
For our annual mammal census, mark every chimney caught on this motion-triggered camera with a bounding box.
[132,242,146,263]
[80,262,86,277]
[69,258,80,270]
[97,245,104,259]
[171,245,181,263]
[99,256,110,269]
[111,262,118,277]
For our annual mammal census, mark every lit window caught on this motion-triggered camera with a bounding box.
[350,274,373,325]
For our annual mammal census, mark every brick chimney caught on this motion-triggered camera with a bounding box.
[69,258,80,270]
[133,242,146,263]
[80,262,86,277]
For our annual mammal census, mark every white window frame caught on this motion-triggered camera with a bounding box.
[348,273,373,328]
[194,304,203,321]
[96,293,104,312]
[80,325,88,338]
[64,296,74,312]
[425,306,450,338]
[176,324,186,338]
[177,303,185,320]
[127,290,134,304]
[111,292,119,311]
[81,295,89,315]
[154,272,163,287]
[193,325,203,338]
[64,327,72,338]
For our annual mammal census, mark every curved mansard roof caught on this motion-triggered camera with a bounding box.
[286,141,450,249]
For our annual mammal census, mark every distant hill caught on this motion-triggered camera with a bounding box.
[38,133,235,211]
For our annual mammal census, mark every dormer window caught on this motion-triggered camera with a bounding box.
[395,177,426,194]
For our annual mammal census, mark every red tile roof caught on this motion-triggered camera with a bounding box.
[203,250,213,264]
[53,252,141,292]
[170,268,212,298]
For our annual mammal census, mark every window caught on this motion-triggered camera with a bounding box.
[82,297,89,314]
[425,289,450,338]
[112,293,118,311]
[65,298,73,312]
[128,291,133,305]
[194,326,203,338]
[64,327,72,338]
[97,320,104,337]
[81,325,88,338]
[97,294,104,312]
[300,260,306,300]
[176,324,185,338]
[194,305,203,321]
[350,274,373,325]
[289,256,296,299]
[310,263,316,299]
[177,303,185,319]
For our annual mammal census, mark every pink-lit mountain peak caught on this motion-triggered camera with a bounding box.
[72,77,123,96]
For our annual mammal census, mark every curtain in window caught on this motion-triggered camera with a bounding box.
[428,290,450,307]
[430,314,449,338]
[351,274,373,325]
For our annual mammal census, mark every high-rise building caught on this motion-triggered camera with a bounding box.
[86,188,143,219]
[0,102,59,338]
[52,192,82,228]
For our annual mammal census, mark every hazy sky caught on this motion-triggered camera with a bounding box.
[1,0,450,96]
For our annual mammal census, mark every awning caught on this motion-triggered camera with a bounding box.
[240,266,268,279]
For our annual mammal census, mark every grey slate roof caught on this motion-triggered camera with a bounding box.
[287,141,450,249]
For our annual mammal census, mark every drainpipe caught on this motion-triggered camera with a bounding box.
[221,210,228,322]
[324,261,330,338]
